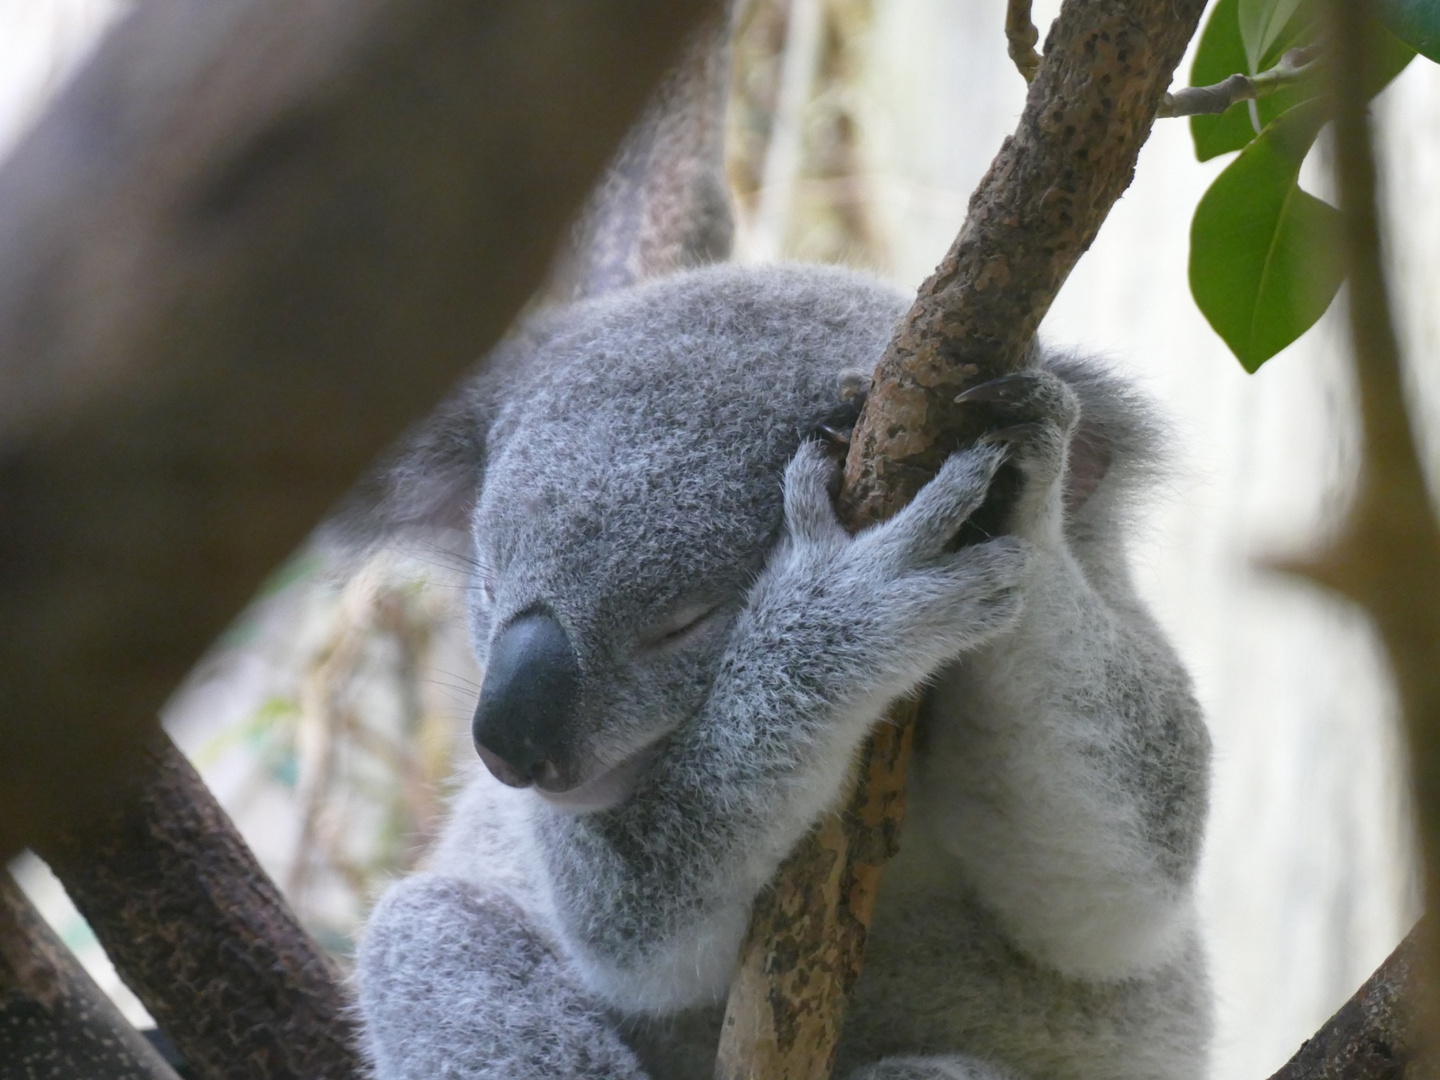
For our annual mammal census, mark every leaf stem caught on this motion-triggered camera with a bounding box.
[1159,43,1322,117]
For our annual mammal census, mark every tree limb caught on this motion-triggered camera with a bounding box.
[1272,0,1440,1059]
[34,734,358,1080]
[1266,920,1431,1080]
[1006,0,1043,85]
[1159,44,1322,118]
[0,871,180,1080]
[0,0,715,865]
[715,0,1209,1076]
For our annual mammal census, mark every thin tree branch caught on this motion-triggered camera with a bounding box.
[0,872,180,1080]
[1006,0,1043,84]
[0,0,716,865]
[1159,44,1322,117]
[715,0,1209,1075]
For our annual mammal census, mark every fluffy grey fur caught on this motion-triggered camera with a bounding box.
[353,261,1212,1080]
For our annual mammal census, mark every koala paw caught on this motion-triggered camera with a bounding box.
[953,369,1081,542]
[774,442,1029,687]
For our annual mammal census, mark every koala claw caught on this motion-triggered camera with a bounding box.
[955,370,1079,434]
[953,373,1035,405]
[978,422,1046,448]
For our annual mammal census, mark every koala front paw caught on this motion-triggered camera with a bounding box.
[954,369,1080,542]
[775,441,1029,689]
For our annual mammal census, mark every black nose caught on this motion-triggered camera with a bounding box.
[472,610,581,789]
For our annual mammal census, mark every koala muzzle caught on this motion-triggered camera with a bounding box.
[472,611,581,790]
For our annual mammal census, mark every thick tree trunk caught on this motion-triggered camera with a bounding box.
[0,873,179,1080]
[716,0,1209,1076]
[0,0,714,866]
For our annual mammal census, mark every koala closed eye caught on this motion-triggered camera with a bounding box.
[635,601,727,655]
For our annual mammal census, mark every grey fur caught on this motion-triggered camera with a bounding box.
[353,262,1212,1080]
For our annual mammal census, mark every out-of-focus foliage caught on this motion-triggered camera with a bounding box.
[190,550,475,961]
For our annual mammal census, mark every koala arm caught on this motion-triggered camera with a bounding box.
[533,442,1028,1012]
[917,369,1210,981]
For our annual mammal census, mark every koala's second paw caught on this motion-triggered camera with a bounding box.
[953,369,1080,543]
[774,442,1029,688]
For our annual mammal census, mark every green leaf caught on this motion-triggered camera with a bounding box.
[1365,23,1420,90]
[1239,0,1308,69]
[1374,0,1440,62]
[1190,0,1322,160]
[1189,102,1345,372]
[1191,0,1259,160]
[1188,2,1414,162]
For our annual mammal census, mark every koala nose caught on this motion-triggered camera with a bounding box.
[472,611,581,790]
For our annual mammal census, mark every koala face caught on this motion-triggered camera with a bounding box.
[457,264,907,812]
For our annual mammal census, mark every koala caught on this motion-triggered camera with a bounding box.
[352,260,1211,1080]
[351,18,1211,1080]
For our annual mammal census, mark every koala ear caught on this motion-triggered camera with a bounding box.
[1063,427,1113,515]
[1042,350,1166,518]
[322,380,488,553]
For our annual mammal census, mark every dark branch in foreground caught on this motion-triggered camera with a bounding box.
[0,872,179,1080]
[1262,0,1440,1071]
[715,0,1208,1076]
[36,735,361,1080]
[0,0,714,866]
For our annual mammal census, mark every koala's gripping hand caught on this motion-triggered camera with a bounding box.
[537,441,1030,1011]
[758,439,1030,708]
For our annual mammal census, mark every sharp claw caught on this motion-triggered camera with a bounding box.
[817,424,852,448]
[953,373,1034,406]
[979,422,1044,447]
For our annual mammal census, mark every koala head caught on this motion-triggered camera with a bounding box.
[375,263,905,811]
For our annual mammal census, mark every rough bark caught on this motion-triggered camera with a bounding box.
[715,0,1208,1076]
[0,872,180,1080]
[34,734,359,1080]
[1266,921,1434,1080]
[0,0,714,865]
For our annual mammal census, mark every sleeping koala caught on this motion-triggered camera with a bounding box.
[352,16,1210,1080]
[352,261,1212,1080]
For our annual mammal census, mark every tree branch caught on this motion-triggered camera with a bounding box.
[715,0,1209,1075]
[1,872,180,1080]
[1159,44,1322,118]
[35,734,362,1080]
[1270,0,1440,1060]
[1006,0,1043,84]
[0,0,715,865]
[1265,920,1429,1080]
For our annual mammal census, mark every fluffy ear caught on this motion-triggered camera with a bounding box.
[321,378,489,553]
[543,6,734,302]
[1042,350,1167,531]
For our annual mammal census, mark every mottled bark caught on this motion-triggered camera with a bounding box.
[716,0,1208,1076]
[0,0,714,865]
[1267,922,1434,1080]
[34,735,358,1080]
[0,873,179,1080]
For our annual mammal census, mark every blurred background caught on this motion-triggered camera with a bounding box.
[3,0,1437,1076]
